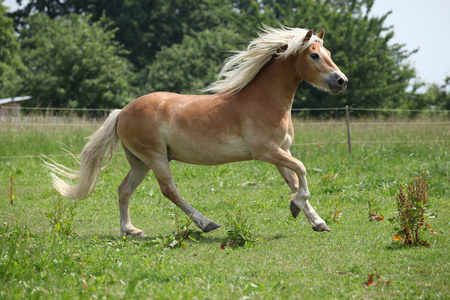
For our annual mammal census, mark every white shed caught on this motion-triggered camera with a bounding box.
[0,96,32,117]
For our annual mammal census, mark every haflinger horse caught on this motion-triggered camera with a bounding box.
[44,25,347,237]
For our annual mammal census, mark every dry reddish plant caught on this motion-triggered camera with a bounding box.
[391,172,438,246]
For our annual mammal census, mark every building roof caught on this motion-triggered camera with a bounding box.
[0,96,32,105]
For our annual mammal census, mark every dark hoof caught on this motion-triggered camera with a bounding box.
[312,223,331,232]
[290,201,301,218]
[203,222,221,232]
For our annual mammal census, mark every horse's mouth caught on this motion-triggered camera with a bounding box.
[328,72,348,94]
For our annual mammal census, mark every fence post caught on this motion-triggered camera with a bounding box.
[345,105,351,154]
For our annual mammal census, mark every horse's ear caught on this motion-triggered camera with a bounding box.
[303,29,313,43]
[317,28,325,39]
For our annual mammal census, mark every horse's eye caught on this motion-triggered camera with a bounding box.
[310,53,320,60]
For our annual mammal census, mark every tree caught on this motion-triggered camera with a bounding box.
[144,27,245,94]
[422,77,450,111]
[0,1,25,98]
[10,0,239,70]
[9,0,422,112]
[19,13,133,109]
[231,0,419,111]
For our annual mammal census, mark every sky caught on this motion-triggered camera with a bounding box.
[369,0,450,86]
[4,0,450,87]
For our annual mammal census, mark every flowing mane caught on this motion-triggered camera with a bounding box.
[203,25,324,95]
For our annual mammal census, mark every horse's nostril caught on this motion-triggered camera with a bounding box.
[329,73,348,93]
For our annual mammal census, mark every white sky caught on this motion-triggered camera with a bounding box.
[370,0,450,86]
[4,0,450,86]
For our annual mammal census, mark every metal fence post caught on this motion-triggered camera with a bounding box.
[345,105,351,154]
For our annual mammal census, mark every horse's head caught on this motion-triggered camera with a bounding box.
[296,29,348,94]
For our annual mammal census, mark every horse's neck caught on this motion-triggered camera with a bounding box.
[237,56,301,113]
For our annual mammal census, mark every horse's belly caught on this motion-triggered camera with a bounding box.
[166,134,253,165]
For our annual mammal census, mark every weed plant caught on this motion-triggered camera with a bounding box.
[221,208,258,249]
[368,194,384,221]
[390,172,438,246]
[147,211,202,249]
[45,196,77,236]
[8,173,15,205]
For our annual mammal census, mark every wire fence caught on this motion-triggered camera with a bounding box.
[2,105,450,114]
[1,106,449,160]
[1,105,450,123]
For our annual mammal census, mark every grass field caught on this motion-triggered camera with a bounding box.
[1,114,449,299]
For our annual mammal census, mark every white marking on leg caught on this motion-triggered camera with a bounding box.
[269,147,328,229]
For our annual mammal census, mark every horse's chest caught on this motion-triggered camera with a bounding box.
[248,115,292,147]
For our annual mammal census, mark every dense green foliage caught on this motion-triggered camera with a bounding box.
[0,0,25,98]
[421,77,450,110]
[18,14,132,108]
[9,0,238,70]
[144,28,246,94]
[1,116,449,298]
[2,0,449,110]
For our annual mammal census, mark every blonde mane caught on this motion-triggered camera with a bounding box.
[203,25,323,95]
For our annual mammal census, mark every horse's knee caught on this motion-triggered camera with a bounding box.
[296,162,307,177]
[299,190,310,201]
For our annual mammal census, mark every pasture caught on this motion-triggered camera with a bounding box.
[1,114,449,299]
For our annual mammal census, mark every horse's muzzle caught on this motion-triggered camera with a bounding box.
[328,72,348,94]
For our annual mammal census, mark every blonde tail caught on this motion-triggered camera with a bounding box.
[43,109,121,200]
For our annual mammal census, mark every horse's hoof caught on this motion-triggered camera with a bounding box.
[290,201,301,218]
[203,222,221,232]
[135,231,147,238]
[312,223,331,232]
[120,228,147,237]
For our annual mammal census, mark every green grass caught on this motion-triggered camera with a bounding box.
[1,116,449,299]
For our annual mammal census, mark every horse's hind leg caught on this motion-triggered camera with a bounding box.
[118,147,150,237]
[150,158,220,232]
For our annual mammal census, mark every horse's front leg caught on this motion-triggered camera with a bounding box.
[260,148,330,232]
[277,164,330,231]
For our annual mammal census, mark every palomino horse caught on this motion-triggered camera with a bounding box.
[45,26,348,237]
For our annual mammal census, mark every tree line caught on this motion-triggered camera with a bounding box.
[1,0,449,113]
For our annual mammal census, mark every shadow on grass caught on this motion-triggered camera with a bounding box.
[385,241,431,251]
[80,233,226,245]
